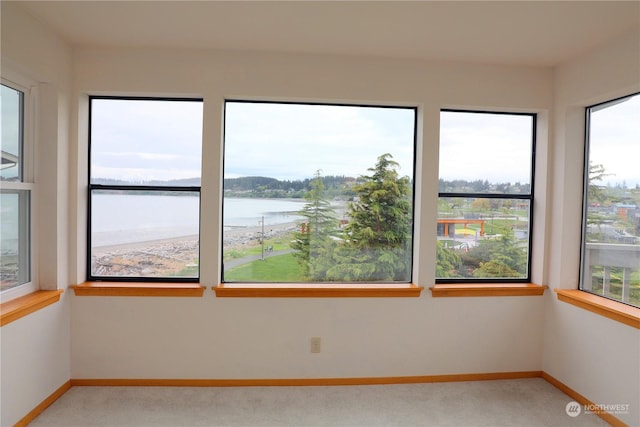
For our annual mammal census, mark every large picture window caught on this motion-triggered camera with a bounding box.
[436,110,535,282]
[222,101,416,284]
[581,93,640,308]
[1,82,31,293]
[88,97,203,281]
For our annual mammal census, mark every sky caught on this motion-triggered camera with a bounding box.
[589,94,640,188]
[90,98,203,183]
[87,95,638,186]
[224,102,415,181]
[439,111,533,185]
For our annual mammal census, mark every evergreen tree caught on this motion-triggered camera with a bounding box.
[436,241,461,278]
[473,260,520,278]
[588,162,611,204]
[290,170,338,279]
[466,228,526,278]
[326,154,412,281]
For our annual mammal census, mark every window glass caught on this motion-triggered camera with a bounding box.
[1,84,22,182]
[90,190,199,279]
[1,83,30,292]
[581,93,640,308]
[223,101,416,283]
[437,111,535,281]
[88,97,203,281]
[0,190,30,290]
[90,98,202,185]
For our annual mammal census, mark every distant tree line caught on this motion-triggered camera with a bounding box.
[90,177,201,197]
[92,177,201,186]
[439,179,530,194]
[95,175,535,200]
[224,175,358,199]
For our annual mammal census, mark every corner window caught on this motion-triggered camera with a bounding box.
[436,110,535,282]
[222,101,416,283]
[1,82,32,293]
[88,97,203,281]
[581,93,640,308]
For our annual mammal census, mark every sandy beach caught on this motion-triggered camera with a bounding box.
[223,221,298,250]
[90,221,299,277]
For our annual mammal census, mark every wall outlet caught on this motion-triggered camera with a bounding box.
[310,337,321,353]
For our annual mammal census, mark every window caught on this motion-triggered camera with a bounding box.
[581,93,640,308]
[1,82,32,294]
[88,97,203,281]
[436,110,535,282]
[222,101,416,284]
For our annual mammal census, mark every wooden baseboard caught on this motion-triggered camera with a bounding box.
[542,372,629,427]
[13,380,71,427]
[16,372,630,427]
[71,371,542,387]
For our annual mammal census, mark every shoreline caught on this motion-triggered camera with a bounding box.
[223,221,299,250]
[92,235,200,255]
[90,222,299,277]
[92,222,300,254]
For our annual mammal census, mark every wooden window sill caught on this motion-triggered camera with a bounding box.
[71,282,205,297]
[1,290,64,327]
[429,283,547,297]
[213,283,424,298]
[555,289,640,329]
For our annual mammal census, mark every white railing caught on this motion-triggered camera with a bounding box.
[583,243,640,304]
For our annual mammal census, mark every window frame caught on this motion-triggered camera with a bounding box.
[86,95,203,283]
[435,109,537,284]
[0,76,37,300]
[579,92,640,308]
[220,99,419,285]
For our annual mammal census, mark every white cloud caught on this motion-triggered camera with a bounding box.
[439,111,533,185]
[91,98,202,182]
[224,102,415,181]
[100,152,181,161]
[88,95,638,188]
[90,166,201,183]
[589,94,640,187]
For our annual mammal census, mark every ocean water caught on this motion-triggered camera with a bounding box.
[1,193,327,248]
[91,194,307,247]
[0,192,22,255]
[223,197,306,228]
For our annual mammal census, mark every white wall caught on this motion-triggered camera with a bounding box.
[0,3,72,426]
[544,28,640,427]
[69,47,552,381]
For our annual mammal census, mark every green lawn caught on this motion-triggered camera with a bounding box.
[223,234,294,262]
[223,252,304,282]
[483,218,527,234]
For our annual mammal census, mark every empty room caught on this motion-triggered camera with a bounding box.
[1,1,639,426]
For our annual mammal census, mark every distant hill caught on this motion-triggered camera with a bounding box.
[224,176,282,191]
[224,175,358,199]
[92,176,532,197]
[91,177,201,186]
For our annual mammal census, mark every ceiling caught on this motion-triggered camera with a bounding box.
[15,1,640,67]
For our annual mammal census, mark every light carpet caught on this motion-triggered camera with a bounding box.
[30,378,609,426]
